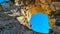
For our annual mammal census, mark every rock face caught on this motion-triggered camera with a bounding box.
[10,0,60,29]
[0,18,40,34]
[0,1,40,34]
[0,0,60,34]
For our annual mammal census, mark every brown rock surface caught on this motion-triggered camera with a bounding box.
[0,0,60,34]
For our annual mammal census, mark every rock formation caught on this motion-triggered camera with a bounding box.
[0,0,40,34]
[0,0,60,34]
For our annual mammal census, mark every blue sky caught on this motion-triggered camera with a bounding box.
[30,12,50,33]
[0,0,9,3]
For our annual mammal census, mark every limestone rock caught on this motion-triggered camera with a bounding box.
[0,0,40,34]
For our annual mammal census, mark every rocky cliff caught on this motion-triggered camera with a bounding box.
[0,0,60,34]
[0,1,40,34]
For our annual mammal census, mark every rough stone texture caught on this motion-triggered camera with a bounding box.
[10,0,60,29]
[0,18,40,34]
[0,1,40,34]
[0,0,60,34]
